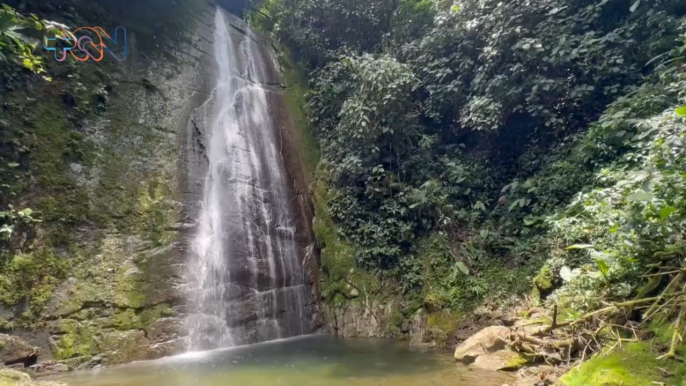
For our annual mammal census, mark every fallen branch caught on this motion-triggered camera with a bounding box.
[546,295,677,332]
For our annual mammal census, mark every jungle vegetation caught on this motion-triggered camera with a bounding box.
[248,0,686,360]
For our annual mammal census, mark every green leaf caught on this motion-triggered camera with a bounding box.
[676,105,686,118]
[566,244,594,250]
[629,0,640,13]
[523,216,538,226]
[0,224,12,235]
[456,261,469,275]
[560,266,573,282]
[597,259,609,277]
[7,162,19,168]
[627,190,654,202]
[659,206,677,219]
[480,229,489,239]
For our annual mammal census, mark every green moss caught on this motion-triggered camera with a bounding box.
[136,175,178,246]
[0,369,30,386]
[530,285,542,304]
[504,352,529,371]
[312,175,360,303]
[113,308,139,331]
[533,265,553,290]
[387,307,403,335]
[113,304,173,333]
[29,100,93,226]
[54,319,99,360]
[531,264,554,304]
[276,43,320,180]
[114,266,146,309]
[0,250,67,322]
[649,319,674,344]
[427,311,458,336]
[0,318,12,331]
[559,342,686,386]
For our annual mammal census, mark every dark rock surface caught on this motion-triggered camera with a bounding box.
[182,11,319,349]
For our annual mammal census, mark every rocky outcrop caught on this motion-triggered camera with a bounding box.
[453,326,511,364]
[0,335,37,367]
[182,11,319,348]
[448,308,580,386]
[1,0,323,367]
[472,349,527,371]
[0,369,65,386]
[0,0,217,367]
[324,300,393,338]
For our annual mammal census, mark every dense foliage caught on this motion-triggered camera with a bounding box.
[0,5,48,78]
[250,0,686,322]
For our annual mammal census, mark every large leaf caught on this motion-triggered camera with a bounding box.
[0,11,14,32]
[456,261,469,275]
[2,24,39,47]
[660,206,677,219]
[629,0,640,13]
[560,266,573,282]
[676,105,686,118]
[480,229,489,239]
[566,244,594,250]
[627,190,654,202]
[597,260,609,278]
[523,216,539,226]
[17,208,32,218]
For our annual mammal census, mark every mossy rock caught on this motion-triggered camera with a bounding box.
[533,265,553,291]
[53,319,100,360]
[0,368,66,386]
[427,311,458,336]
[531,265,554,304]
[558,342,686,386]
[472,349,529,371]
[0,369,30,386]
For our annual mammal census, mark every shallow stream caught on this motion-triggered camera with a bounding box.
[49,336,515,386]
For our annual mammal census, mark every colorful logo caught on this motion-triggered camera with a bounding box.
[44,26,127,62]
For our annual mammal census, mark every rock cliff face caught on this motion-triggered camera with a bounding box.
[0,0,319,368]
[183,10,319,349]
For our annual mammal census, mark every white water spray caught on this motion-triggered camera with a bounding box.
[184,8,310,350]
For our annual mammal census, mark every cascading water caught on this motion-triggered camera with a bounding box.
[184,8,311,350]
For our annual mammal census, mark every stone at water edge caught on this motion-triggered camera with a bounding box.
[0,335,37,366]
[454,325,511,364]
[0,369,67,386]
[472,349,528,371]
[0,369,31,384]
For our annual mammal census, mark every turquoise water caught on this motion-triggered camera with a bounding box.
[49,335,515,386]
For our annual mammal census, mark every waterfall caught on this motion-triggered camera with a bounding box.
[184,8,311,350]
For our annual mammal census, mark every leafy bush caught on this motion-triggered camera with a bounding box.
[250,0,686,321]
[0,5,48,78]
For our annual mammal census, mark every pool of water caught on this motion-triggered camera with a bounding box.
[49,335,515,386]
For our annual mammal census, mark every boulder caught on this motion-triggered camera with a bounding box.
[0,368,31,384]
[472,349,527,371]
[0,335,37,366]
[454,326,511,364]
[0,368,65,385]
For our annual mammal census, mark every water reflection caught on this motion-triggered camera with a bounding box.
[50,335,515,386]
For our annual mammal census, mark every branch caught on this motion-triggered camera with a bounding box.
[546,295,675,332]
